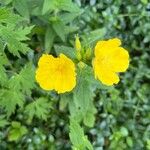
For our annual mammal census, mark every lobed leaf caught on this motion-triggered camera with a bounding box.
[0,89,24,117]
[69,119,93,150]
[25,97,51,121]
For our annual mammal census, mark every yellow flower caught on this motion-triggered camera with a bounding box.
[93,38,129,86]
[36,53,76,93]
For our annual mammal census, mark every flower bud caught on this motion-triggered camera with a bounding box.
[75,35,81,51]
[85,48,92,60]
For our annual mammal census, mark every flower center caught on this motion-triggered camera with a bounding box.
[56,65,63,73]
[55,62,67,74]
[101,56,109,65]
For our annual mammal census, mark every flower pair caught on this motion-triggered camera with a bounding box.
[36,38,129,93]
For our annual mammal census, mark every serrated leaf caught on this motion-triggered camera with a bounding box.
[0,8,22,25]
[0,64,8,86]
[18,63,35,93]
[42,0,55,14]
[0,8,33,56]
[0,39,4,51]
[69,119,93,150]
[59,94,72,111]
[70,66,97,127]
[0,25,33,56]
[0,89,24,117]
[25,97,51,121]
[83,102,97,127]
[0,52,10,65]
[15,26,34,41]
[9,63,35,94]
[13,0,30,19]
[0,53,10,86]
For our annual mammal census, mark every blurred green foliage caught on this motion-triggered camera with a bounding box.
[0,0,150,149]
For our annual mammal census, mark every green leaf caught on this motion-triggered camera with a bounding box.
[55,45,76,59]
[120,127,128,137]
[0,53,9,86]
[0,8,33,56]
[69,119,93,150]
[0,0,13,5]
[0,25,33,57]
[0,8,22,25]
[0,64,8,86]
[0,52,9,65]
[57,0,80,12]
[69,66,97,127]
[59,94,72,111]
[0,39,4,51]
[0,115,9,128]
[8,121,28,141]
[15,26,34,41]
[42,0,55,14]
[126,137,133,147]
[82,28,106,47]
[51,18,66,42]
[11,121,21,128]
[45,27,56,53]
[19,63,35,93]
[0,89,24,117]
[141,0,148,4]
[25,97,51,121]
[83,102,97,127]
[65,26,79,34]
[13,0,30,19]
[147,140,150,150]
[60,12,82,24]
[42,0,80,14]
[9,63,35,94]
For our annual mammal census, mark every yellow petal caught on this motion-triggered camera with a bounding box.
[93,60,120,85]
[54,54,76,93]
[38,54,55,67]
[98,70,120,86]
[110,47,129,72]
[36,54,56,90]
[108,38,121,47]
[94,41,107,56]
[94,38,121,56]
[54,71,76,93]
[36,68,54,90]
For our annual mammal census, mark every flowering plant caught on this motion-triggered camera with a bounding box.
[35,36,129,149]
